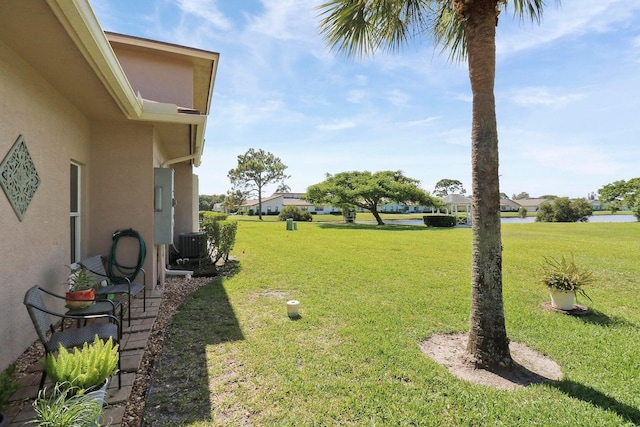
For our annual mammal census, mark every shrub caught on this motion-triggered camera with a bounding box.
[423,215,456,227]
[201,211,228,223]
[518,206,527,218]
[202,220,238,263]
[43,336,118,392]
[536,197,593,222]
[0,364,20,412]
[278,206,313,222]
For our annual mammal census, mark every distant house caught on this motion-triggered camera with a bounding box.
[0,1,218,370]
[500,197,521,212]
[516,198,553,212]
[240,193,340,215]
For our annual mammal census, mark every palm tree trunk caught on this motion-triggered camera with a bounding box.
[464,0,512,368]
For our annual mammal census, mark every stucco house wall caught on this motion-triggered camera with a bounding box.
[0,0,218,371]
[0,37,94,368]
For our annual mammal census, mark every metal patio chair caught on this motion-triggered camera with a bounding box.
[23,285,121,389]
[36,286,123,338]
[80,255,145,327]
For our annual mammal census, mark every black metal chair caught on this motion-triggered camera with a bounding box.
[23,285,121,389]
[80,255,145,327]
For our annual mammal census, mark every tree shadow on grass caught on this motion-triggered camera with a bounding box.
[578,308,637,328]
[143,275,244,426]
[318,223,455,232]
[552,380,640,425]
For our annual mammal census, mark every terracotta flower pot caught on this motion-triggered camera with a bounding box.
[65,288,96,308]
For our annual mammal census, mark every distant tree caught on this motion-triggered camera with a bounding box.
[599,178,640,221]
[539,195,558,200]
[228,148,290,220]
[434,179,466,197]
[305,170,441,225]
[222,189,247,213]
[276,183,291,193]
[512,192,530,200]
[199,194,225,211]
[517,207,527,218]
[536,197,592,222]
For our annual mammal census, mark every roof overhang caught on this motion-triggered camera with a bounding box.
[39,0,217,166]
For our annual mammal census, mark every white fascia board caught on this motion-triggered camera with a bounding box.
[46,0,142,119]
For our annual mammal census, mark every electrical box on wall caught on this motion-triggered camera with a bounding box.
[154,168,175,244]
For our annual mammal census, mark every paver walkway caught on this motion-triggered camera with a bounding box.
[5,289,163,426]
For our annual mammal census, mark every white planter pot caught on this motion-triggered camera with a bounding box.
[550,290,575,310]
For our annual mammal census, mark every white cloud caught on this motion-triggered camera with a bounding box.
[176,0,232,31]
[526,144,623,176]
[406,117,440,127]
[387,90,410,108]
[347,90,368,104]
[508,87,585,108]
[497,0,640,55]
[317,120,357,131]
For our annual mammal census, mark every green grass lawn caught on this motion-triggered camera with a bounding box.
[146,220,640,426]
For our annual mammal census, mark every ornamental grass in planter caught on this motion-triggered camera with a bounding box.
[539,255,593,310]
[28,382,104,427]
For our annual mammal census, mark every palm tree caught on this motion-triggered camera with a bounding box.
[317,0,557,368]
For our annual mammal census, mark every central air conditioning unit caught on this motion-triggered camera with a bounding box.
[178,232,207,258]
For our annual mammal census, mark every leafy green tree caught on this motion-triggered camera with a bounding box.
[599,178,640,221]
[199,194,224,211]
[228,149,290,220]
[517,206,527,218]
[536,197,592,222]
[434,178,466,197]
[318,0,557,367]
[276,183,291,193]
[512,192,530,200]
[536,201,554,222]
[305,171,440,225]
[570,198,593,222]
[222,189,247,213]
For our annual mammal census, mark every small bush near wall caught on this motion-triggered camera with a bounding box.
[278,206,313,222]
[200,211,228,223]
[201,219,238,263]
[423,215,456,227]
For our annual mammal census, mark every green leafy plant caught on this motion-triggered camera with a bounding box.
[66,267,98,292]
[202,220,238,263]
[29,381,103,427]
[43,336,118,392]
[0,363,20,412]
[278,206,312,222]
[539,255,593,301]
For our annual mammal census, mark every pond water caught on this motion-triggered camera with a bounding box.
[370,215,637,226]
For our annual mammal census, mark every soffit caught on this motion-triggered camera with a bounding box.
[0,1,126,121]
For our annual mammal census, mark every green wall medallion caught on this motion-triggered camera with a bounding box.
[0,135,41,221]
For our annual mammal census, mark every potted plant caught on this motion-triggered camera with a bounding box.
[539,255,593,310]
[65,267,98,308]
[29,382,103,427]
[0,364,20,427]
[42,335,118,399]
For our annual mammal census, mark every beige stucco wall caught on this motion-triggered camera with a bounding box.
[112,46,194,108]
[173,162,197,236]
[90,122,157,290]
[0,39,92,369]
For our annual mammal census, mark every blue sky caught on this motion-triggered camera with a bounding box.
[92,0,640,199]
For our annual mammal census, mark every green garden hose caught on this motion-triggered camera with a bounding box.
[108,228,146,284]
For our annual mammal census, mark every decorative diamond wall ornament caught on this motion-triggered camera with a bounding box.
[0,135,41,221]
